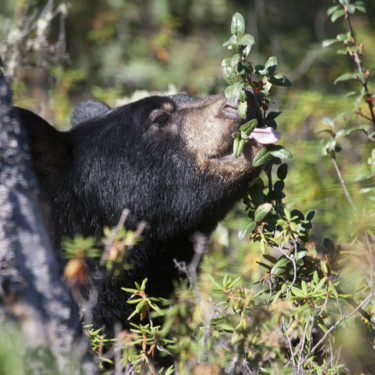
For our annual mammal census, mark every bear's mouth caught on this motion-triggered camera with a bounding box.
[212,99,282,162]
[210,126,281,162]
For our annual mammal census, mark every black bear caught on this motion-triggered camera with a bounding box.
[17,93,281,332]
[70,99,111,127]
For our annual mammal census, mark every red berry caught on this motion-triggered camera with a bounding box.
[263,104,268,111]
[257,80,264,86]
[367,96,373,103]
[254,88,260,93]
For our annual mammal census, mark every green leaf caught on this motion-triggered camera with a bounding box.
[354,2,366,13]
[238,61,253,75]
[328,281,339,298]
[265,56,277,76]
[267,111,281,120]
[230,54,241,68]
[255,64,266,75]
[322,39,340,48]
[238,101,247,119]
[263,254,278,264]
[239,220,257,239]
[321,117,335,127]
[295,251,307,261]
[334,72,357,85]
[327,5,340,16]
[240,131,248,139]
[224,82,244,100]
[223,35,239,50]
[234,136,246,158]
[256,261,272,270]
[240,118,258,135]
[269,74,291,87]
[277,163,288,180]
[336,33,349,41]
[313,277,327,293]
[252,148,273,167]
[249,181,265,207]
[222,58,237,84]
[269,146,293,159]
[323,139,336,154]
[238,33,255,46]
[254,203,272,222]
[301,280,308,295]
[317,322,328,333]
[331,9,346,22]
[274,180,285,193]
[354,171,373,181]
[271,257,289,276]
[291,286,305,298]
[346,4,356,14]
[231,13,245,37]
[306,211,315,221]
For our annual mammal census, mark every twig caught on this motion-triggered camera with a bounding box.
[330,151,357,211]
[309,291,374,356]
[100,209,130,266]
[345,11,375,128]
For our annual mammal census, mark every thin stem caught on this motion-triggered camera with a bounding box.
[330,151,357,211]
[345,13,375,128]
[266,162,273,193]
[309,291,374,356]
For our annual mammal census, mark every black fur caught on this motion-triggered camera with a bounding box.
[70,99,111,127]
[18,94,262,332]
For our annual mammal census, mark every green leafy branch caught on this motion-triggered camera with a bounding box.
[322,0,375,206]
[221,13,291,160]
[323,0,375,128]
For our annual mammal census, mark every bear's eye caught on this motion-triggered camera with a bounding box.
[154,113,170,125]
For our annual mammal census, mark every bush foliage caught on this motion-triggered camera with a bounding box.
[1,0,374,374]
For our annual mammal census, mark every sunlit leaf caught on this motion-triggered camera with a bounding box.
[254,203,272,222]
[327,5,340,16]
[334,72,357,84]
[238,33,254,47]
[265,56,277,76]
[239,220,257,239]
[234,136,246,158]
[221,58,237,84]
[231,13,245,37]
[269,74,291,87]
[252,148,273,167]
[331,9,346,22]
[322,39,340,48]
[238,101,247,119]
[271,257,289,276]
[269,146,293,159]
[224,82,244,99]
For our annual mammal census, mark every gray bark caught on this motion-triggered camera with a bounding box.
[0,69,97,374]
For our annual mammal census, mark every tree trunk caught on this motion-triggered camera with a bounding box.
[0,69,97,374]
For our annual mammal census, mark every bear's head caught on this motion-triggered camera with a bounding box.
[19,93,280,245]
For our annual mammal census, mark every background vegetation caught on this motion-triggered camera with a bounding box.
[1,0,375,374]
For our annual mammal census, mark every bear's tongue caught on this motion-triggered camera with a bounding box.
[249,127,282,145]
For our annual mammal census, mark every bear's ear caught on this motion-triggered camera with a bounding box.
[70,100,111,127]
[147,100,178,135]
[17,107,70,181]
